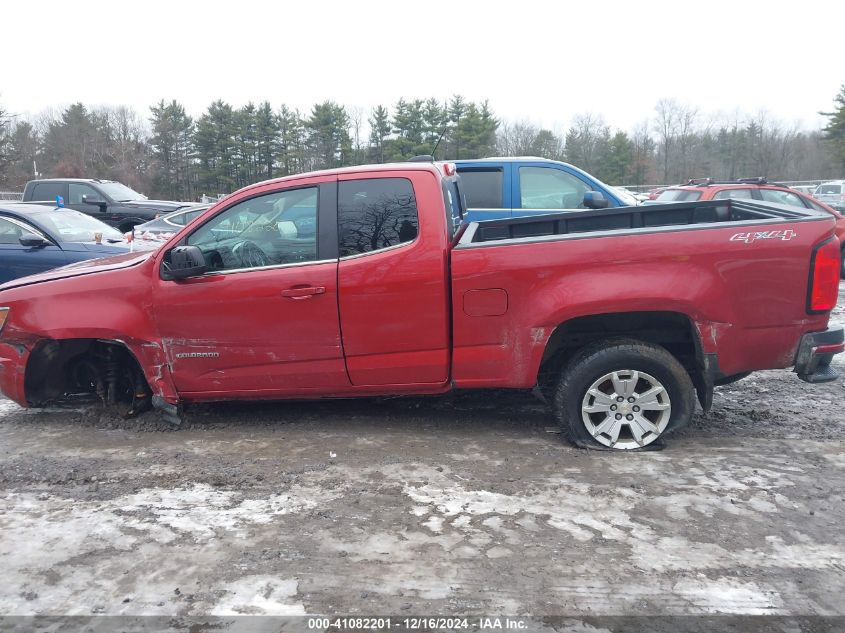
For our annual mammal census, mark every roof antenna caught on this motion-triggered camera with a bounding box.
[431,124,449,160]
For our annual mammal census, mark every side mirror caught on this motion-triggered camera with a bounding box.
[167,245,207,280]
[82,194,108,208]
[19,233,50,248]
[583,191,609,209]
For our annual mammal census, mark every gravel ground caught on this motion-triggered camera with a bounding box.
[0,284,843,627]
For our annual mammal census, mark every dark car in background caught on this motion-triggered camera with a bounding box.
[0,203,150,284]
[133,204,211,244]
[22,179,190,233]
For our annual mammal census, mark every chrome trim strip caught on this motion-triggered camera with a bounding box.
[455,215,828,249]
[339,239,415,261]
[203,258,336,277]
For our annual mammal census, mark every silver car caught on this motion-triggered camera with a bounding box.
[814,180,845,211]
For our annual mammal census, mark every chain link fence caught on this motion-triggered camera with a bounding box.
[0,191,23,201]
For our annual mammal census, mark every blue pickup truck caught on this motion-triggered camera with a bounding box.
[454,157,636,221]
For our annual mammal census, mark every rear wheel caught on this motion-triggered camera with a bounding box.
[552,339,695,450]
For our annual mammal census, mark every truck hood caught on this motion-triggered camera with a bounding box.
[0,251,154,292]
[120,200,189,212]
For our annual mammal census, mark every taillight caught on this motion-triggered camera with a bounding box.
[807,238,840,313]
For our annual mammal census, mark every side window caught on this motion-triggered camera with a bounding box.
[759,189,805,208]
[338,178,418,257]
[459,169,503,209]
[657,189,702,202]
[187,187,318,272]
[0,217,24,245]
[713,189,753,200]
[68,183,102,205]
[519,167,590,209]
[31,183,65,202]
[166,212,188,226]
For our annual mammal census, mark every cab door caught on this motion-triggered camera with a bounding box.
[152,178,347,396]
[336,171,450,386]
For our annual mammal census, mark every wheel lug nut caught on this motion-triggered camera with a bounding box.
[628,397,635,403]
[615,413,622,420]
[626,414,634,421]
[633,406,640,412]
[610,405,617,411]
[617,397,624,402]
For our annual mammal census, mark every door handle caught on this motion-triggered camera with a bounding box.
[281,285,326,299]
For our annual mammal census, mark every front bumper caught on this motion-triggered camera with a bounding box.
[794,326,844,383]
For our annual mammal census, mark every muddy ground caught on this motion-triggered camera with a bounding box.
[0,285,843,628]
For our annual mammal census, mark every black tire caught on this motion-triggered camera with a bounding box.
[552,338,695,450]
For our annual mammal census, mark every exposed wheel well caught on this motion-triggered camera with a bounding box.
[24,338,151,410]
[538,311,703,400]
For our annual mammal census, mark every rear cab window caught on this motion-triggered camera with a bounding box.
[458,169,504,209]
[338,178,419,257]
[30,182,66,202]
[712,189,753,200]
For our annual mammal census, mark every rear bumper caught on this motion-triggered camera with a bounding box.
[794,326,844,383]
[0,341,30,406]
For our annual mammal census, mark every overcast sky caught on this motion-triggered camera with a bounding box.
[2,0,843,132]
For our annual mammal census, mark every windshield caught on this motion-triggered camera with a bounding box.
[613,187,639,206]
[34,210,124,243]
[657,189,702,202]
[98,182,147,202]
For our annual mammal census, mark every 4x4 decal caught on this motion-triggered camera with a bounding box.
[730,229,797,244]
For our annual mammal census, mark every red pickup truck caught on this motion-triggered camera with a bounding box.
[0,161,842,450]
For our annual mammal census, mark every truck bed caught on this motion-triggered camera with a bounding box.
[449,197,836,391]
[458,199,821,245]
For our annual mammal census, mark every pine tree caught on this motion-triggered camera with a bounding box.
[149,100,194,199]
[195,100,237,194]
[368,105,391,163]
[307,101,351,169]
[255,101,279,180]
[821,84,845,174]
[278,105,305,176]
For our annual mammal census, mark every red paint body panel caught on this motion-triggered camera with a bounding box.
[463,289,509,317]
[154,261,347,394]
[337,170,451,386]
[450,222,831,387]
[0,162,839,408]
